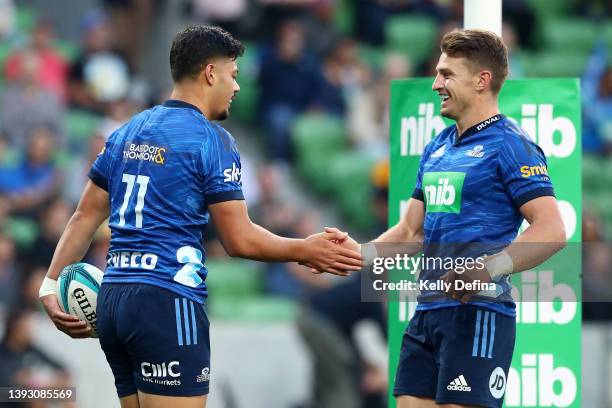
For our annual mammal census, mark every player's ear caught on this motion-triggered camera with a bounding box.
[203,63,215,86]
[476,70,492,92]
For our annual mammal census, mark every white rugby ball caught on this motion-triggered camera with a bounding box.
[56,263,104,338]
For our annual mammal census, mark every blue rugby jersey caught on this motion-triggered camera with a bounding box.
[411,114,555,316]
[89,100,244,303]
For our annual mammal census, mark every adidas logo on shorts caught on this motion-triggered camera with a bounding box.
[447,375,472,392]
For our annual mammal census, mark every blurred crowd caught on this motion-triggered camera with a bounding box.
[0,0,610,407]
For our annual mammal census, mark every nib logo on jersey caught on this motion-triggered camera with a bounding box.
[422,172,465,214]
[141,361,182,386]
[123,143,167,165]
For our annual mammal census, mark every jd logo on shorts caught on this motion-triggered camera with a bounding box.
[422,172,465,213]
[489,367,507,399]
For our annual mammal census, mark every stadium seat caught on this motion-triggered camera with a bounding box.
[232,42,259,123]
[582,155,612,192]
[204,258,262,298]
[55,39,80,63]
[605,22,612,54]
[521,50,589,77]
[542,18,597,52]
[15,6,38,34]
[525,0,572,18]
[65,110,101,147]
[385,15,437,66]
[6,217,39,248]
[292,113,347,194]
[358,45,387,71]
[328,151,376,231]
[333,0,354,35]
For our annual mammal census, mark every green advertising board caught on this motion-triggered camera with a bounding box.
[388,79,581,407]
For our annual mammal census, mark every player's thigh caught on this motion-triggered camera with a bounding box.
[120,393,140,408]
[117,284,212,398]
[137,391,207,408]
[396,395,438,408]
[393,311,438,399]
[435,306,515,407]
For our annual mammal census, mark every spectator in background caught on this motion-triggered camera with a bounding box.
[0,51,64,149]
[348,53,410,157]
[264,211,333,298]
[258,20,321,162]
[0,309,73,396]
[0,0,15,40]
[353,0,387,46]
[582,42,612,155]
[314,38,370,116]
[503,22,526,79]
[68,10,130,114]
[299,275,387,408]
[4,17,69,102]
[0,233,19,317]
[0,127,62,217]
[102,0,156,71]
[189,0,249,37]
[64,132,106,206]
[24,199,71,269]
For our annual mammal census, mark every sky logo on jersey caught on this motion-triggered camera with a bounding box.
[123,143,167,165]
[422,172,465,213]
[223,163,241,183]
[520,163,549,178]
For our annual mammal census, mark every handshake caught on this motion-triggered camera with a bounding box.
[299,227,363,276]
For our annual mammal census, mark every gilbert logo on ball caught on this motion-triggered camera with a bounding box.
[56,263,104,338]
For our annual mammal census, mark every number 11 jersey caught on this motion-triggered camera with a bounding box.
[89,100,244,303]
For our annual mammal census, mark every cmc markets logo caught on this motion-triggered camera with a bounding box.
[505,354,577,407]
[123,143,167,165]
[399,103,577,159]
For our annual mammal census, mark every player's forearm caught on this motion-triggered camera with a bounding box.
[370,221,423,258]
[225,221,306,263]
[46,210,104,279]
[498,220,566,275]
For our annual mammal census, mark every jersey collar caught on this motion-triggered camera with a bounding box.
[163,99,204,115]
[453,114,505,146]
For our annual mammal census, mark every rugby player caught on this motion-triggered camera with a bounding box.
[38,26,362,408]
[328,29,566,407]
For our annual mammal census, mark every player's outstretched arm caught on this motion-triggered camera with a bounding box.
[319,198,426,269]
[39,181,110,338]
[208,200,362,275]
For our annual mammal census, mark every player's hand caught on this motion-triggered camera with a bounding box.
[324,227,360,252]
[441,264,492,303]
[40,294,92,339]
[302,230,362,276]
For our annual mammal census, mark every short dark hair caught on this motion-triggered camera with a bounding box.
[169,25,244,82]
[441,29,509,94]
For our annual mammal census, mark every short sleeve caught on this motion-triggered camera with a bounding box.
[498,134,555,209]
[201,127,244,204]
[88,138,113,191]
